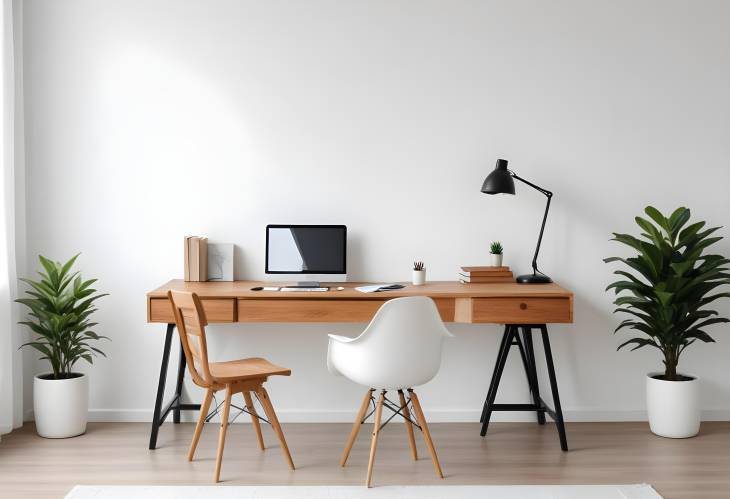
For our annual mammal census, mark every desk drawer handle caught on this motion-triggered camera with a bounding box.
[520,303,528,310]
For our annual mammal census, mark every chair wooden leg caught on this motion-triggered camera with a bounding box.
[256,386,295,470]
[398,389,418,461]
[366,390,386,488]
[409,389,443,479]
[243,391,265,451]
[213,385,233,483]
[188,388,214,461]
[341,388,374,467]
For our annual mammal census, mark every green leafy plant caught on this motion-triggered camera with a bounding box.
[490,241,503,255]
[413,261,425,271]
[604,206,730,381]
[16,254,109,380]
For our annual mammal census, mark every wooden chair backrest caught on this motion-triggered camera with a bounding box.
[168,290,213,388]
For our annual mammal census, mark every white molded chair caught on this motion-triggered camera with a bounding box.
[327,296,454,487]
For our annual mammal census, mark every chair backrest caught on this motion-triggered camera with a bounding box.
[331,296,454,389]
[168,290,213,387]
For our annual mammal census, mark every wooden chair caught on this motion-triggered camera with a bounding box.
[168,290,294,482]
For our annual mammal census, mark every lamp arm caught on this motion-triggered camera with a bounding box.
[511,173,552,275]
[511,172,552,197]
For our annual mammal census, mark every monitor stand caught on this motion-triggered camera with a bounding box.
[289,281,321,288]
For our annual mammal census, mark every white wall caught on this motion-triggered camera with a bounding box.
[20,0,730,423]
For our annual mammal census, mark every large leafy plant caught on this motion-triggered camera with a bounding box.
[604,206,730,381]
[17,254,109,379]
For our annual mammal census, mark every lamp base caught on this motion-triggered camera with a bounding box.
[516,273,553,284]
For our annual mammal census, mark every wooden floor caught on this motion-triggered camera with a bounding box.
[1,421,729,498]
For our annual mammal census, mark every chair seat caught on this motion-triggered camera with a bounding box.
[209,357,291,382]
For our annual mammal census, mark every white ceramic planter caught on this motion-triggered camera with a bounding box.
[34,373,88,438]
[490,253,503,267]
[412,269,426,286]
[646,372,700,438]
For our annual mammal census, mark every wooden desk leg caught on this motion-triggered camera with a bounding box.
[149,323,175,450]
[540,325,568,451]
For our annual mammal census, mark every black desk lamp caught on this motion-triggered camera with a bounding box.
[481,159,552,284]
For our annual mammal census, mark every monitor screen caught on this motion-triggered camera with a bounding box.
[265,225,347,274]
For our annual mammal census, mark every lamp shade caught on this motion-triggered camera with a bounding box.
[481,158,515,195]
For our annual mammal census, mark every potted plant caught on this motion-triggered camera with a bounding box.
[16,254,109,438]
[604,206,730,438]
[490,241,503,267]
[412,261,426,286]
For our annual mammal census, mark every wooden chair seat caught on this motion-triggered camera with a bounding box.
[209,357,291,382]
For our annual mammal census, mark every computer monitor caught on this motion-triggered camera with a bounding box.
[265,225,347,287]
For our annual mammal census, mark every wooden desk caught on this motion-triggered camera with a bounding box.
[148,280,573,324]
[146,280,574,451]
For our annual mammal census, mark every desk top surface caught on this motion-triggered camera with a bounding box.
[148,280,573,299]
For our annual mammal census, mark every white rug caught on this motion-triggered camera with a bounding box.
[66,484,663,499]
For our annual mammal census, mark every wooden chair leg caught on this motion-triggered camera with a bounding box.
[409,389,443,479]
[256,386,295,470]
[213,385,233,483]
[188,388,214,461]
[341,388,374,467]
[243,391,265,451]
[398,389,418,461]
[366,390,386,488]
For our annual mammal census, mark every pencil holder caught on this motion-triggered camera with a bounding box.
[412,269,426,286]
[412,261,426,285]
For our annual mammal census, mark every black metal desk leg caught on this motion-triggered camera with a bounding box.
[513,330,533,390]
[173,342,187,424]
[480,325,510,423]
[480,326,515,437]
[522,326,546,425]
[149,323,175,450]
[540,325,568,451]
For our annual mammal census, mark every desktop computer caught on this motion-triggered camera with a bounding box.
[265,224,347,288]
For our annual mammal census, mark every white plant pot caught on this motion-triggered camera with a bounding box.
[490,253,503,267]
[412,269,426,286]
[34,373,88,438]
[646,372,700,438]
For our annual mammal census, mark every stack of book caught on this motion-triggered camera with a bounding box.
[458,266,514,283]
[184,236,208,282]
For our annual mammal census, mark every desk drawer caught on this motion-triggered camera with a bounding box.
[237,298,455,323]
[238,299,385,322]
[148,298,236,323]
[465,297,572,324]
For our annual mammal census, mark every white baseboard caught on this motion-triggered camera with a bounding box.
[69,408,730,423]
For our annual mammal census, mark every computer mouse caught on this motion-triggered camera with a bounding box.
[250,286,264,291]
[336,286,345,291]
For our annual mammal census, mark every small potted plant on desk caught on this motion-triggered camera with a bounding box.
[16,254,109,438]
[490,241,503,267]
[604,206,730,438]
[412,261,426,286]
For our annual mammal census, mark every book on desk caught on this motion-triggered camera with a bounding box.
[458,265,514,284]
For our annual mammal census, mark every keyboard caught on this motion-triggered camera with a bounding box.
[279,287,330,292]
